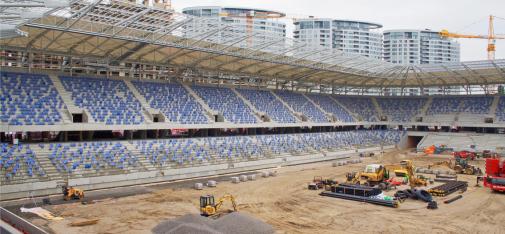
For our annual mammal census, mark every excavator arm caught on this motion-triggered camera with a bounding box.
[214,195,238,212]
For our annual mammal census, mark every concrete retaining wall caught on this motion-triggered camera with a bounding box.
[0,146,394,201]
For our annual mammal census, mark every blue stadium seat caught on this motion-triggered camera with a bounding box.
[1,72,64,125]
[60,76,144,125]
[132,81,208,124]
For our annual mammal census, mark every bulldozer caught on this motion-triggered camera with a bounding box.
[385,160,428,188]
[62,185,84,201]
[200,194,238,217]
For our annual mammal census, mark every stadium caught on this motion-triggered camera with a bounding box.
[0,1,504,233]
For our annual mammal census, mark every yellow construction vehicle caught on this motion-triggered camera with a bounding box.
[346,164,390,188]
[428,158,482,175]
[200,194,238,217]
[62,185,84,201]
[392,160,428,187]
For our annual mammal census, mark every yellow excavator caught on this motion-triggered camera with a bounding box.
[200,194,238,217]
[385,160,428,187]
[62,185,84,201]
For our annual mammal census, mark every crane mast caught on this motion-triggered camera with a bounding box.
[440,15,505,60]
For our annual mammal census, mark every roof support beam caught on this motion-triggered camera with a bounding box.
[234,44,308,73]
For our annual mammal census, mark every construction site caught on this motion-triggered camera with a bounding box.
[1,0,505,233]
[1,148,503,234]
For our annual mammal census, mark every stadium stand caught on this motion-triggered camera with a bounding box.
[1,143,46,184]
[45,141,141,177]
[132,80,209,124]
[376,97,427,122]
[306,94,355,122]
[0,72,64,125]
[60,76,144,125]
[1,130,403,181]
[333,96,379,121]
[427,97,461,115]
[134,139,211,167]
[191,85,258,123]
[274,91,328,122]
[236,88,297,123]
[458,96,493,114]
[497,96,505,122]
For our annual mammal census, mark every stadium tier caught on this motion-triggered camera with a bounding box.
[191,85,258,124]
[132,80,209,124]
[333,96,379,122]
[377,97,427,122]
[0,72,504,128]
[0,72,64,125]
[274,90,328,122]
[60,76,145,125]
[306,94,355,122]
[1,130,403,183]
[497,96,505,122]
[237,88,298,123]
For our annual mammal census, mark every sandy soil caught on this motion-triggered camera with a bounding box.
[36,150,504,234]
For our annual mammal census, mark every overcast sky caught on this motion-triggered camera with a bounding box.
[172,0,505,61]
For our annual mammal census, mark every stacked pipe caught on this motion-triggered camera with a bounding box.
[428,181,468,197]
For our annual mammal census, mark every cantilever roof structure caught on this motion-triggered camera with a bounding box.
[1,0,504,88]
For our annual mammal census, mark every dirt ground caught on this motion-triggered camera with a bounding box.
[28,150,505,234]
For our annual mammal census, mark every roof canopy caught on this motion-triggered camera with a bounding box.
[1,0,504,88]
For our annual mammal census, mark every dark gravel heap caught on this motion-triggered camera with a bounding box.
[152,212,274,234]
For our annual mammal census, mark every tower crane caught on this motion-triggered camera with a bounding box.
[439,15,505,60]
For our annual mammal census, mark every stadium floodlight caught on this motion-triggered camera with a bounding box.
[44,0,70,8]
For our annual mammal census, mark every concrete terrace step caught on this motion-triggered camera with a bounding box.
[302,93,333,122]
[371,97,384,117]
[124,80,153,124]
[490,95,500,116]
[270,90,303,122]
[329,96,358,122]
[231,88,263,123]
[182,84,216,123]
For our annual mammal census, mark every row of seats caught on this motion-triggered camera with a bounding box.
[134,139,210,166]
[2,72,503,126]
[334,96,379,122]
[237,88,297,123]
[1,130,403,180]
[61,76,144,125]
[1,143,45,180]
[47,141,139,174]
[497,96,505,122]
[192,85,257,124]
[427,96,493,115]
[133,81,208,124]
[306,94,354,122]
[274,91,328,122]
[377,97,427,122]
[1,72,64,125]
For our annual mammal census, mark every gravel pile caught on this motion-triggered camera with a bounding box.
[152,213,274,234]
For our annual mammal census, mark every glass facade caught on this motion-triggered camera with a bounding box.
[294,19,383,59]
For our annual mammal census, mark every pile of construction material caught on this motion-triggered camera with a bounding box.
[428,181,468,197]
[332,159,362,167]
[320,184,399,208]
[416,168,456,175]
[152,213,274,234]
